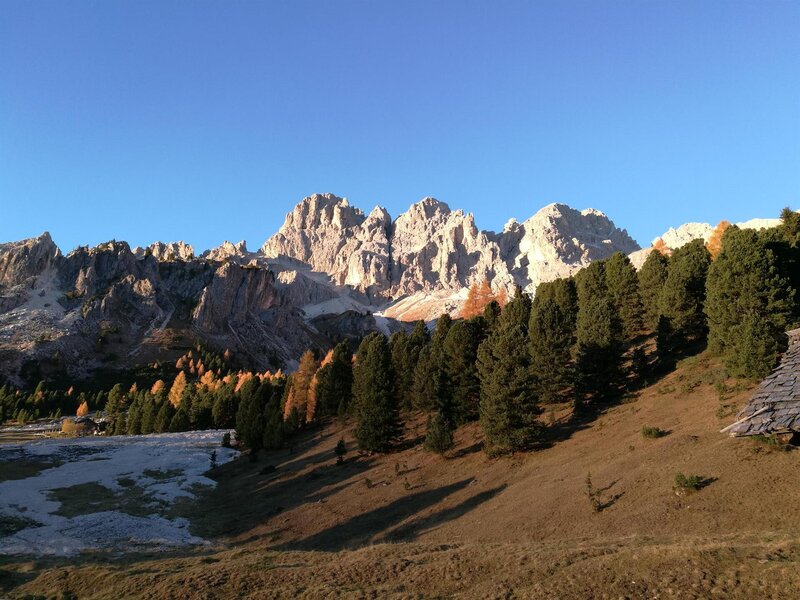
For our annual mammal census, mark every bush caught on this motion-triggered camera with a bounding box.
[335,438,346,465]
[641,426,667,439]
[674,472,709,492]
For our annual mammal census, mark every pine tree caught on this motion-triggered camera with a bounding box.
[705,227,793,378]
[104,383,128,435]
[477,318,539,455]
[443,319,484,423]
[153,399,175,433]
[424,412,454,454]
[353,333,402,452]
[236,380,269,457]
[659,239,711,347]
[411,345,437,412]
[482,300,501,332]
[500,286,532,331]
[605,252,644,338]
[529,278,578,403]
[169,401,191,432]
[574,261,623,403]
[140,395,157,434]
[638,250,669,330]
[262,394,285,450]
[126,395,143,435]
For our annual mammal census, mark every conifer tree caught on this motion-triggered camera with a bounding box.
[605,252,644,338]
[169,401,191,432]
[706,220,731,259]
[153,399,175,433]
[168,371,187,407]
[353,333,401,452]
[482,300,501,332]
[443,319,483,423]
[411,345,437,412]
[105,383,128,435]
[638,250,669,330]
[529,278,578,403]
[500,286,532,331]
[574,261,623,402]
[659,239,711,347]
[126,395,143,435]
[477,318,538,455]
[140,395,157,434]
[236,380,269,457]
[705,227,794,378]
[313,341,354,417]
[282,350,318,420]
[262,394,285,450]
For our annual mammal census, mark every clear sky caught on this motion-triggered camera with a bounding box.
[1,0,798,253]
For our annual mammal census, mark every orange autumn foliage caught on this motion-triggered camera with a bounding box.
[706,220,731,260]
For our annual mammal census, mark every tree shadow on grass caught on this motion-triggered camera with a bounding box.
[277,478,477,551]
[381,484,507,543]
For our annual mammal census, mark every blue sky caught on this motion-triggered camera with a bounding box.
[1,0,798,253]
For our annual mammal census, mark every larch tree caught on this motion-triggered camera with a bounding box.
[706,220,731,260]
[282,350,318,421]
[168,371,187,407]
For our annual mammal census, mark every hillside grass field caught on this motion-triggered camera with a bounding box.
[3,352,800,598]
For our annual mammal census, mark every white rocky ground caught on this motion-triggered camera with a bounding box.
[0,430,237,556]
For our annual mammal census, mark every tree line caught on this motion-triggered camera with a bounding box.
[2,209,798,460]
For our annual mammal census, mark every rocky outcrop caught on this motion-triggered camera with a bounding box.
[263,195,639,297]
[0,232,60,288]
[133,241,194,262]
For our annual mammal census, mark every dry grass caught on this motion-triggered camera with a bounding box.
[4,351,800,599]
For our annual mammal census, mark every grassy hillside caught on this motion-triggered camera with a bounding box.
[4,352,800,598]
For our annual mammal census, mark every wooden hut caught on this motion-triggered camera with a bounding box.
[724,328,800,440]
[61,416,99,436]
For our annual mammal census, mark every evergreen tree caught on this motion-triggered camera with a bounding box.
[638,250,669,330]
[659,239,711,347]
[574,261,623,402]
[443,319,483,423]
[705,227,794,378]
[262,394,285,450]
[353,333,402,452]
[411,344,437,412]
[153,400,175,433]
[235,380,269,457]
[126,395,143,435]
[140,395,157,434]
[424,412,454,454]
[169,401,191,432]
[529,278,578,403]
[500,286,532,331]
[605,252,644,338]
[212,383,237,428]
[104,383,128,435]
[477,319,538,456]
[482,300,501,332]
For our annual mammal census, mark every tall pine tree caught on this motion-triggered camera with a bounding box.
[638,250,669,331]
[353,333,402,452]
[574,261,623,403]
[529,278,578,403]
[605,252,644,338]
[659,239,711,347]
[705,227,794,378]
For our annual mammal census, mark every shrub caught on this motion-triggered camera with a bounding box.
[335,438,346,465]
[674,472,708,492]
[641,426,666,439]
[221,432,231,448]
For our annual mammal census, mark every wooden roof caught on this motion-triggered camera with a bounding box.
[725,328,800,437]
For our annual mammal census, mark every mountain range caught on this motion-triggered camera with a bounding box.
[0,193,779,386]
